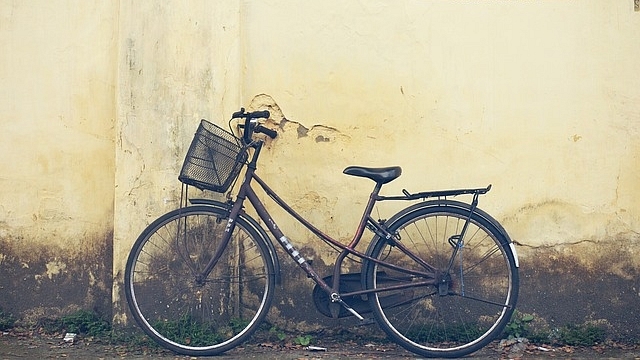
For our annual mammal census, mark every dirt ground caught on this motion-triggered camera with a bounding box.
[1,330,640,360]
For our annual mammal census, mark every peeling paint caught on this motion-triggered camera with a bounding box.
[45,260,67,279]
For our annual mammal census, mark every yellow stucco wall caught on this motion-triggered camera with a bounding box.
[242,1,640,245]
[0,1,117,243]
[112,0,244,321]
[111,0,640,334]
[0,1,117,318]
[239,1,640,288]
[1,0,639,336]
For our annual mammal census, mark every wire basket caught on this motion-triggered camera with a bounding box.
[178,119,247,193]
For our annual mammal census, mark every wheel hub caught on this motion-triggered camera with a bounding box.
[436,271,452,296]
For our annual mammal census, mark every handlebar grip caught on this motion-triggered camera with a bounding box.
[256,125,278,139]
[252,110,270,119]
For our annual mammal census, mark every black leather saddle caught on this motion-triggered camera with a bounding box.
[343,166,402,184]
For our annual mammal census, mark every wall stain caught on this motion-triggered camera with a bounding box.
[258,239,640,341]
[109,93,640,342]
[517,244,639,340]
[0,232,113,323]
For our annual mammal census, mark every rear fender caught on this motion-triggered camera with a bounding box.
[366,199,515,257]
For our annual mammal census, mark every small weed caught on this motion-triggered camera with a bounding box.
[36,310,111,337]
[268,325,287,341]
[526,329,552,344]
[294,334,313,346]
[229,317,250,334]
[60,310,111,337]
[151,314,222,346]
[0,307,16,331]
[557,324,606,346]
[504,311,535,339]
[502,312,607,347]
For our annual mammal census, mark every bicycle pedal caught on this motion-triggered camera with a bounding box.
[356,318,376,326]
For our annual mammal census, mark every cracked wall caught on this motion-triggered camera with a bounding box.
[232,1,640,338]
[0,0,639,342]
[242,92,640,340]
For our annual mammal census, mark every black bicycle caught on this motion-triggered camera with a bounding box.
[124,109,519,358]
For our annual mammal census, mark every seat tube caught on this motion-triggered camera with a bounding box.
[349,182,382,248]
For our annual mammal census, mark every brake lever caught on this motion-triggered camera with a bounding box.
[232,108,246,119]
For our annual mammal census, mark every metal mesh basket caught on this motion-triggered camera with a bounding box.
[178,119,247,193]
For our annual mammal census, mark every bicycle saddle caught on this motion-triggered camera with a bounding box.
[343,166,402,184]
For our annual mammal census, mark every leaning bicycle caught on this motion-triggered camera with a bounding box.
[124,109,519,358]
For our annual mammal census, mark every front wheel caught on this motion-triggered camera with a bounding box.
[124,205,275,356]
[363,201,519,358]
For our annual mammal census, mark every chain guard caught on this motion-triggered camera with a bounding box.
[312,272,412,318]
[312,273,369,318]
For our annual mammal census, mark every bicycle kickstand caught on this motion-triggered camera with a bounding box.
[330,293,364,320]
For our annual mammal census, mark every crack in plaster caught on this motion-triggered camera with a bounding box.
[512,238,599,249]
[247,94,348,141]
[280,118,342,140]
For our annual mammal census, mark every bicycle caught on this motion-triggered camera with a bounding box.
[124,108,520,358]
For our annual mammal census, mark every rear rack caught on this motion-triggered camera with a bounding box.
[377,184,492,201]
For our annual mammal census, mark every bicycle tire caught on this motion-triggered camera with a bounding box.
[124,205,275,356]
[363,200,519,358]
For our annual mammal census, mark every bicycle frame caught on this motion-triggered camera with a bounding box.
[125,110,519,358]
[199,139,491,318]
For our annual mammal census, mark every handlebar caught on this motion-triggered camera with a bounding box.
[232,108,277,143]
[232,108,270,120]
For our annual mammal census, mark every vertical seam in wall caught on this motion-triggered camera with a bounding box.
[238,0,246,103]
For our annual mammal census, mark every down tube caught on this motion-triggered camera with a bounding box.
[245,184,333,294]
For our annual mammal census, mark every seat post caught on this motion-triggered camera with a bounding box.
[370,182,383,199]
[363,182,383,221]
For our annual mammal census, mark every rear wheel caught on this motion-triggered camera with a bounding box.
[363,201,519,358]
[124,205,275,356]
